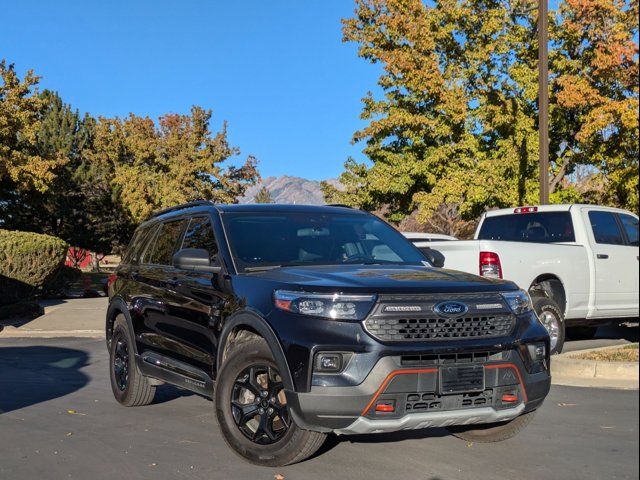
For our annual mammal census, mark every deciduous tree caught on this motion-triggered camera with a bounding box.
[0,61,62,195]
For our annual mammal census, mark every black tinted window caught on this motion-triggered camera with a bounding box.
[223,212,425,272]
[588,211,624,245]
[478,212,575,243]
[145,220,186,265]
[122,225,153,264]
[182,217,218,259]
[619,214,639,246]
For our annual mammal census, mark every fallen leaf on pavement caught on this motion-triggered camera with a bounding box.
[275,474,285,480]
[67,409,86,416]
[557,403,576,407]
[65,432,73,437]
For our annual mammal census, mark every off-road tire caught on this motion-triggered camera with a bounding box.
[532,297,565,354]
[446,410,537,443]
[215,334,326,466]
[109,315,155,406]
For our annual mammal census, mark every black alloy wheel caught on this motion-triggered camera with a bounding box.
[231,364,289,445]
[112,333,129,391]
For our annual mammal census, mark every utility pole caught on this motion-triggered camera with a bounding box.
[538,0,549,204]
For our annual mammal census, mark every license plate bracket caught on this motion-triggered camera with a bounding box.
[440,365,485,394]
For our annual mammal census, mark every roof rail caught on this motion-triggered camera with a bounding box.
[148,200,214,219]
[326,203,354,209]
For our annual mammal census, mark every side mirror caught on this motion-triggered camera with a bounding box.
[420,247,445,268]
[172,248,221,273]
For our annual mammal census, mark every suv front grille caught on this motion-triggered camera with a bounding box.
[363,294,516,343]
[365,315,515,342]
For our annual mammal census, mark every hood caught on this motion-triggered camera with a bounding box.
[244,264,516,294]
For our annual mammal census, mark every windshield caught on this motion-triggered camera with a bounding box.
[478,212,575,243]
[222,212,427,272]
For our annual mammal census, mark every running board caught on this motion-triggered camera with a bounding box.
[137,351,214,398]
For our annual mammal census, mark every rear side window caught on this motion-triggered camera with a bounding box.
[144,219,187,265]
[619,214,639,246]
[122,225,154,264]
[588,211,625,245]
[182,216,218,260]
[478,212,575,243]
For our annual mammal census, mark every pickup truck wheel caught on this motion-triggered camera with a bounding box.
[532,297,565,354]
[447,410,536,443]
[109,315,155,406]
[215,335,326,466]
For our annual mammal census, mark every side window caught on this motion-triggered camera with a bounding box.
[619,214,639,246]
[181,216,218,260]
[123,225,155,264]
[144,220,187,265]
[588,211,625,245]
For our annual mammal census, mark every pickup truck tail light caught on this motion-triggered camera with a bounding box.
[479,251,502,279]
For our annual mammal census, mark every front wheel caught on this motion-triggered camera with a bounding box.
[447,410,536,443]
[215,334,325,466]
[532,297,565,354]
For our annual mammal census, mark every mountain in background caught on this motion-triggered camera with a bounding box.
[239,175,341,205]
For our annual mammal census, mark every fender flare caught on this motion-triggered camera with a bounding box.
[105,296,138,353]
[216,310,295,392]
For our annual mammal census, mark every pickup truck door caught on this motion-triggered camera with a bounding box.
[618,213,640,310]
[586,210,638,315]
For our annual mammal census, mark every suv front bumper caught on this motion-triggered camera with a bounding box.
[285,353,550,434]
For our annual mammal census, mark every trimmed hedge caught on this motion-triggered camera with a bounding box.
[0,229,68,305]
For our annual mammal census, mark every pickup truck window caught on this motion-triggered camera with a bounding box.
[222,212,425,272]
[619,214,639,246]
[478,212,575,243]
[588,211,625,245]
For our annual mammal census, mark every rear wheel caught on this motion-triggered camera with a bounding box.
[109,315,155,406]
[215,334,325,466]
[532,297,565,354]
[447,410,536,443]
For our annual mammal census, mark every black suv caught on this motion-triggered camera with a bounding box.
[106,202,550,466]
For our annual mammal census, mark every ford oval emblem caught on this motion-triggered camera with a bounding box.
[434,301,468,316]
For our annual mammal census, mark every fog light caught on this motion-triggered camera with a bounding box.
[527,343,546,362]
[315,353,342,372]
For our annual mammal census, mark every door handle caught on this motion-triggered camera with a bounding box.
[597,254,609,259]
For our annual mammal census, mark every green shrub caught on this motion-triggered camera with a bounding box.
[0,229,68,305]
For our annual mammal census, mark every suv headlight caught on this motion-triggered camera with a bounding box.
[501,290,533,315]
[274,290,376,321]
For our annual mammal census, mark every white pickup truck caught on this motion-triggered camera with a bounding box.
[423,204,639,353]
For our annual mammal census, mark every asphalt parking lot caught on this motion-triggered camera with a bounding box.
[0,337,638,480]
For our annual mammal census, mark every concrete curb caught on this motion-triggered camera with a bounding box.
[0,327,104,338]
[551,344,638,390]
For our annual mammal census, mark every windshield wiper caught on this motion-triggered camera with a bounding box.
[243,265,283,272]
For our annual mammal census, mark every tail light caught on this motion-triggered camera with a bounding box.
[514,206,538,214]
[479,251,502,279]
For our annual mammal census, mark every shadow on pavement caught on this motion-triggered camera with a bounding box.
[314,428,451,460]
[0,345,89,414]
[595,324,639,342]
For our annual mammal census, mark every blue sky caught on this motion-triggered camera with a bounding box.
[1,1,381,180]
